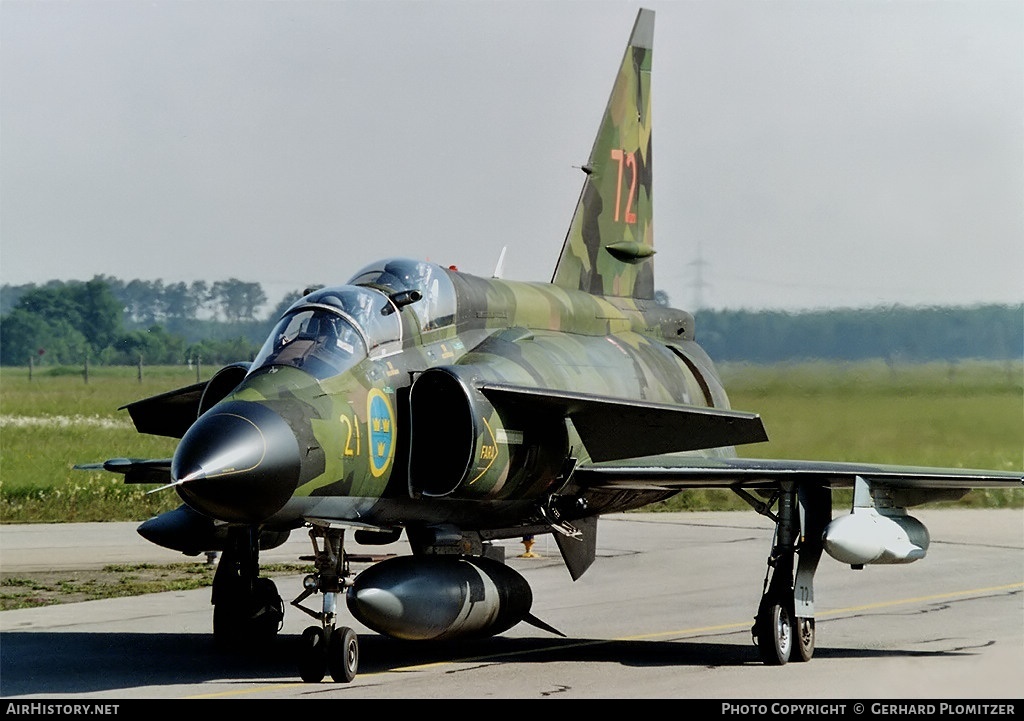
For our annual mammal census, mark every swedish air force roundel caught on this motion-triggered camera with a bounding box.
[367,388,395,477]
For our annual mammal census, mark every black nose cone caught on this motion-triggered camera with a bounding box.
[172,401,301,524]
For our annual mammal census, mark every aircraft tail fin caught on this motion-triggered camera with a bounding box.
[551,8,655,299]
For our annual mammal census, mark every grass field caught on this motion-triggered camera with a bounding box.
[1,360,1021,522]
[1,365,196,522]
[688,360,1023,511]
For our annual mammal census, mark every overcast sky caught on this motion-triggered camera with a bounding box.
[2,0,1021,312]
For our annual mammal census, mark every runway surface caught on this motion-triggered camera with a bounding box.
[1,509,1021,700]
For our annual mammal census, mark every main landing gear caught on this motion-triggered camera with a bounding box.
[290,524,360,683]
[211,527,285,651]
[740,482,830,665]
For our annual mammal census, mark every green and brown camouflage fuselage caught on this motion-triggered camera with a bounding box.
[210,262,737,534]
[177,8,729,534]
[81,9,1022,674]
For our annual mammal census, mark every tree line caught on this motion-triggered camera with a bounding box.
[0,276,1020,367]
[1,276,283,324]
[693,304,1023,364]
[0,276,301,367]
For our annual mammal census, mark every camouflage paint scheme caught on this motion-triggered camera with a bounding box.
[103,7,1021,558]
[216,262,734,529]
[83,9,1021,679]
[553,9,655,300]
[149,9,744,536]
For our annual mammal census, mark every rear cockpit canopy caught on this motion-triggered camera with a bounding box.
[348,258,456,333]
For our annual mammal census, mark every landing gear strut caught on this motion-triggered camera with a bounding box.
[741,482,829,665]
[211,526,285,651]
[291,524,360,682]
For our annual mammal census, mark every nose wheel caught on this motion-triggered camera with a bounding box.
[297,624,359,683]
[292,524,360,683]
[328,626,359,683]
[297,626,327,683]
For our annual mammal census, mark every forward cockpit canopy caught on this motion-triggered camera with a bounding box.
[251,286,401,379]
[251,259,457,380]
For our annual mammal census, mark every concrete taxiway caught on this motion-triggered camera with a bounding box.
[1,509,1021,699]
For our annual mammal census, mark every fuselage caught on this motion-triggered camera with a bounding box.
[172,257,737,533]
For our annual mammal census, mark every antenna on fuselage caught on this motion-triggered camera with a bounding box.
[492,246,508,279]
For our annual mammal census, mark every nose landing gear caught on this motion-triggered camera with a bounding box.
[291,524,360,683]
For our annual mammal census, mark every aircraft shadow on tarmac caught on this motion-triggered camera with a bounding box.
[0,630,975,697]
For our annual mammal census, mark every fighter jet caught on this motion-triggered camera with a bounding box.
[83,8,1022,683]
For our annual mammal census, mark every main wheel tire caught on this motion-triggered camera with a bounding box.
[792,616,815,662]
[328,626,359,683]
[212,599,242,650]
[297,626,327,683]
[213,578,284,651]
[250,578,284,641]
[756,600,792,666]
